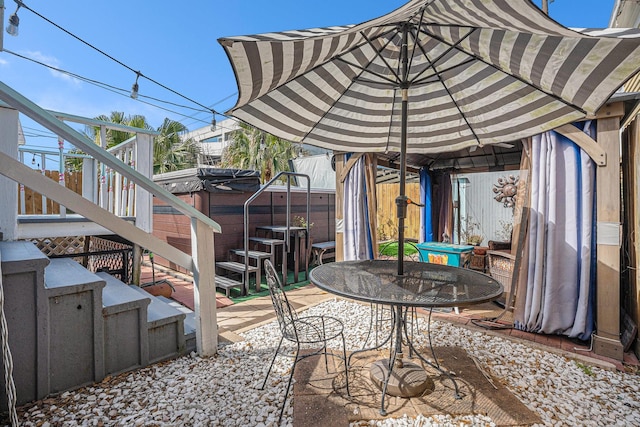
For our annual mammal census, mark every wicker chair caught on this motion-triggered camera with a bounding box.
[487,250,515,308]
[261,259,348,425]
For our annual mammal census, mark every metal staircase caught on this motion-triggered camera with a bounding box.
[215,172,310,297]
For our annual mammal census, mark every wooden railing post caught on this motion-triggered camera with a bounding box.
[82,158,98,204]
[135,134,153,233]
[191,218,218,356]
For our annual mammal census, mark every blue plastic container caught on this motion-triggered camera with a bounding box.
[416,242,475,267]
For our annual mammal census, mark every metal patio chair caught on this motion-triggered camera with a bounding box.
[261,259,348,425]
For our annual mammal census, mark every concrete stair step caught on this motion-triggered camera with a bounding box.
[0,241,51,406]
[44,258,105,294]
[96,272,150,375]
[156,296,196,353]
[97,271,150,311]
[44,258,106,394]
[128,285,186,363]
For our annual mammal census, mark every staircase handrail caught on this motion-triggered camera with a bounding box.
[243,172,310,287]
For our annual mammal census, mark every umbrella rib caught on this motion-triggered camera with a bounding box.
[335,57,399,86]
[298,32,402,145]
[407,25,483,146]
[406,7,428,79]
[418,45,483,147]
[417,25,588,116]
[409,27,477,85]
[412,58,475,86]
[360,31,402,84]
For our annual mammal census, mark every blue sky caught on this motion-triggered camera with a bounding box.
[0,0,617,152]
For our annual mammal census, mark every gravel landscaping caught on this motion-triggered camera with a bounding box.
[9,299,640,426]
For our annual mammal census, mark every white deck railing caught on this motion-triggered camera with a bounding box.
[17,131,148,223]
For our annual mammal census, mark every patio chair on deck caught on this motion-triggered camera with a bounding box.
[261,259,348,425]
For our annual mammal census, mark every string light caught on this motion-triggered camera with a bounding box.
[14,1,225,122]
[5,1,21,36]
[130,72,140,99]
[4,0,253,142]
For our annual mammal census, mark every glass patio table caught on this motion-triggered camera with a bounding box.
[309,259,503,415]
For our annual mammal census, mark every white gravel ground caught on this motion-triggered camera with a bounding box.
[9,299,640,426]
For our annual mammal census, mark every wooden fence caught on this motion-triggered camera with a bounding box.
[19,171,82,215]
[376,182,421,241]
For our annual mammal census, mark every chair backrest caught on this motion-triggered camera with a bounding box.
[264,259,298,340]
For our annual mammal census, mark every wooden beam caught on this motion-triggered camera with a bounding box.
[593,116,624,360]
[377,158,421,174]
[555,124,607,166]
[339,153,364,183]
[587,101,625,120]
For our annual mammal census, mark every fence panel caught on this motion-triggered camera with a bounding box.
[376,182,421,241]
[19,171,83,215]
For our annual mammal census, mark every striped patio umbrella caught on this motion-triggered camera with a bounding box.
[219,0,640,272]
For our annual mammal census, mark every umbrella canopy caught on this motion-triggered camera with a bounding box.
[219,0,640,273]
[219,0,640,156]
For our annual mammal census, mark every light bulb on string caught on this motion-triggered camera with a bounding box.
[130,72,141,99]
[6,3,21,36]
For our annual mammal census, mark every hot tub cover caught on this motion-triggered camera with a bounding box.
[154,168,261,194]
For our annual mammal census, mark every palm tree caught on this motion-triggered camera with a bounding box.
[65,112,153,172]
[221,122,298,182]
[153,118,201,174]
[65,112,200,174]
[89,112,153,148]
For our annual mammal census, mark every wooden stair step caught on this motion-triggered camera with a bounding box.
[217,261,258,274]
[214,275,244,297]
[248,237,285,245]
[230,249,272,260]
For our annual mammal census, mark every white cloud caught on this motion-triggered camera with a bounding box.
[0,58,8,66]
[23,50,81,85]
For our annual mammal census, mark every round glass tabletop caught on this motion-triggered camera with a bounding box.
[309,259,503,308]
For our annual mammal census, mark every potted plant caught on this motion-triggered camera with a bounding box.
[460,216,484,246]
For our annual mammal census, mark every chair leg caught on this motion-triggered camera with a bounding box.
[321,319,330,373]
[341,332,350,397]
[261,336,284,390]
[278,345,300,426]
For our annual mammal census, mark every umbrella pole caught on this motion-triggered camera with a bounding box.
[396,24,410,276]
[397,89,408,276]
